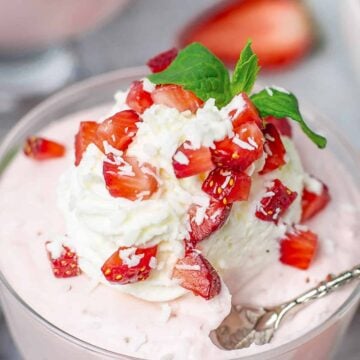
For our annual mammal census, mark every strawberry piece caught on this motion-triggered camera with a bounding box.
[188,200,232,246]
[152,84,203,113]
[202,168,251,205]
[256,179,297,223]
[23,137,65,161]
[126,80,154,114]
[229,93,262,129]
[101,245,158,284]
[280,228,318,270]
[97,110,140,152]
[172,142,214,178]
[172,250,221,300]
[74,121,100,166]
[301,181,330,222]
[147,47,178,73]
[47,245,81,278]
[265,116,292,137]
[211,122,264,171]
[179,0,313,68]
[259,123,286,175]
[103,155,159,201]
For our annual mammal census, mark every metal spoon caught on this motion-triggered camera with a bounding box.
[211,264,360,350]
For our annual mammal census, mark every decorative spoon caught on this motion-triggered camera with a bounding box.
[211,264,360,350]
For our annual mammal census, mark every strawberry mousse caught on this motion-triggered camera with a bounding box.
[0,43,359,359]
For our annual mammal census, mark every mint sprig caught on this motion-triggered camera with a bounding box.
[148,42,327,148]
[231,40,260,96]
[148,43,231,107]
[251,88,327,148]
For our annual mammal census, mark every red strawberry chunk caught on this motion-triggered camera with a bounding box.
[256,179,297,223]
[126,80,154,114]
[172,250,221,300]
[202,168,251,205]
[172,142,214,179]
[179,0,313,68]
[211,122,264,172]
[97,110,140,152]
[301,179,330,222]
[47,245,81,278]
[265,116,292,137]
[147,47,178,73]
[152,84,204,113]
[188,199,232,246]
[103,155,159,201]
[229,93,262,128]
[74,121,100,166]
[101,245,158,284]
[23,137,65,161]
[280,228,318,270]
[259,123,286,175]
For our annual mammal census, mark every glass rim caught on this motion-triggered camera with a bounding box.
[0,67,359,360]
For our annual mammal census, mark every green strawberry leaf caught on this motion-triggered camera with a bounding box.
[251,88,327,148]
[231,40,260,95]
[148,43,232,107]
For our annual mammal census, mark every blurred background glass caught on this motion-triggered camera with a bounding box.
[0,0,359,358]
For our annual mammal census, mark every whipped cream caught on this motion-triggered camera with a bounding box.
[57,88,307,301]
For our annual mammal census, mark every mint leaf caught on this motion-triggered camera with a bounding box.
[148,43,231,107]
[251,88,327,148]
[231,40,260,95]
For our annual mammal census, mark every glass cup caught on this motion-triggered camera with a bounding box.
[0,68,359,360]
[0,0,128,97]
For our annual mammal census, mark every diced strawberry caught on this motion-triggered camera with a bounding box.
[126,80,154,114]
[259,123,286,175]
[188,199,232,246]
[179,0,313,68]
[74,121,100,166]
[152,84,204,113]
[301,181,330,222]
[103,155,159,201]
[255,179,297,223]
[211,122,264,171]
[229,93,262,129]
[97,110,140,152]
[265,116,292,137]
[147,47,178,73]
[101,245,158,284]
[172,250,221,300]
[202,168,251,205]
[280,228,318,270]
[47,245,81,278]
[172,142,214,178]
[23,137,65,161]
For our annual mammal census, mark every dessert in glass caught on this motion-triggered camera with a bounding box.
[0,43,359,360]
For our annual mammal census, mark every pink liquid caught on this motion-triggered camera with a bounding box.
[0,106,359,359]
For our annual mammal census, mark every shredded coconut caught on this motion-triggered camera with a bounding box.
[103,140,123,156]
[119,248,144,267]
[265,87,274,96]
[173,151,189,165]
[149,256,158,269]
[265,134,275,142]
[271,86,290,94]
[232,136,255,150]
[175,264,201,271]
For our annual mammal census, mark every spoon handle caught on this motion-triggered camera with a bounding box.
[273,264,360,327]
[292,264,360,306]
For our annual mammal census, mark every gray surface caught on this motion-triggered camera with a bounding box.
[0,0,359,359]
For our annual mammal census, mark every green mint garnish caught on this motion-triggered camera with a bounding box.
[231,40,260,96]
[148,41,327,148]
[148,43,231,107]
[251,88,327,148]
